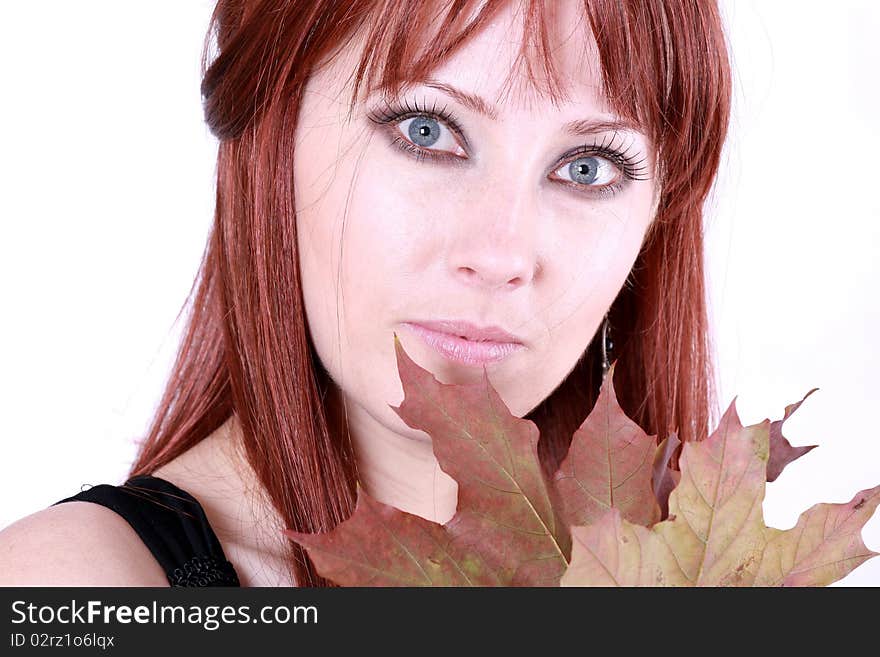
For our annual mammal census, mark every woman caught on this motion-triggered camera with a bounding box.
[0,0,730,587]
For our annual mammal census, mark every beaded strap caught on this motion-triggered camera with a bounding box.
[170,554,241,587]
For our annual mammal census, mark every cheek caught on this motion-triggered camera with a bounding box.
[549,200,652,330]
[335,151,444,304]
[294,137,431,365]
[584,205,647,275]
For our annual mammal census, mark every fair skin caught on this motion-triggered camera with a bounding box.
[0,0,657,586]
[295,1,658,525]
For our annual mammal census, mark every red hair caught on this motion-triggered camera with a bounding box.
[130,0,732,587]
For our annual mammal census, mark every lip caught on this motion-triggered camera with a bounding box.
[401,321,525,367]
[406,319,523,344]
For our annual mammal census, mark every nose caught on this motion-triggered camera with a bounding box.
[447,184,541,291]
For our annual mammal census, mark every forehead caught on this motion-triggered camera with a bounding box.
[426,0,606,113]
[341,0,612,119]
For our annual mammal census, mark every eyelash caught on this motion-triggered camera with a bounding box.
[366,97,651,199]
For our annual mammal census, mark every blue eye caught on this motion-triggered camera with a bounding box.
[396,115,467,159]
[407,116,441,147]
[367,97,469,162]
[555,156,621,188]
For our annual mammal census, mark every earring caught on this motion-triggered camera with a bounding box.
[600,314,613,381]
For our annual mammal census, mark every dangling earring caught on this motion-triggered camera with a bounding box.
[600,314,613,382]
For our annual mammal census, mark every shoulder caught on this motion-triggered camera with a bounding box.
[0,501,169,586]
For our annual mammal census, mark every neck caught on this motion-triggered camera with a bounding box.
[326,384,459,525]
[150,416,296,586]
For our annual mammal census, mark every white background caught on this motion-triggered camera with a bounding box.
[1,1,878,585]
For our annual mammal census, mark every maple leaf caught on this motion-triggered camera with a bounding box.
[767,388,818,482]
[561,400,880,586]
[287,333,570,586]
[285,482,501,586]
[755,487,880,586]
[285,334,879,587]
[652,432,681,520]
[387,333,571,586]
[552,362,661,528]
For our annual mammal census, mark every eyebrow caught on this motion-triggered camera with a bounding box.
[420,78,641,137]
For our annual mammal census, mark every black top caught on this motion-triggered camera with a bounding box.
[53,474,240,587]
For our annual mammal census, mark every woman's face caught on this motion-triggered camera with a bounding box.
[294,1,658,441]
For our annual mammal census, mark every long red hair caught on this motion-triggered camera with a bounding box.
[130,0,732,587]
